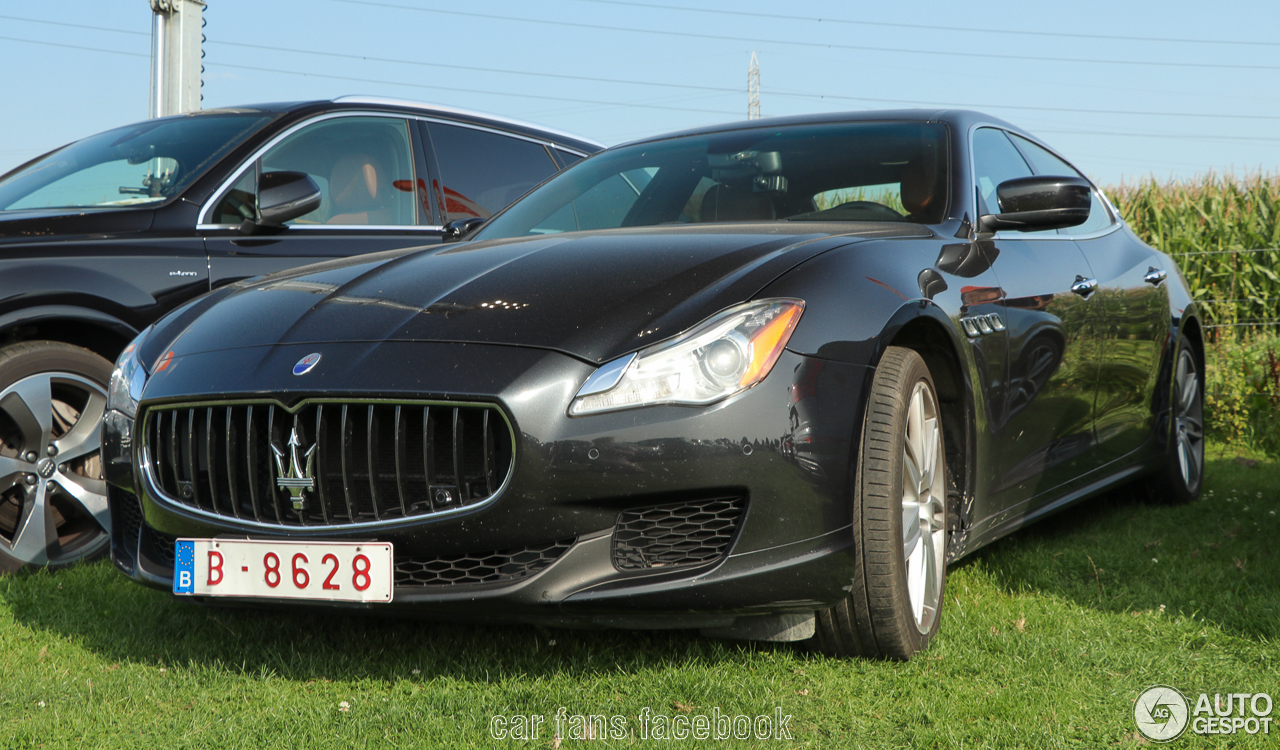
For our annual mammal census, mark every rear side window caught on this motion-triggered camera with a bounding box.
[426,123,559,222]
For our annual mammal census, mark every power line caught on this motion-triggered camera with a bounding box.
[1037,128,1280,144]
[566,0,1280,48]
[206,61,740,116]
[0,35,147,59]
[320,0,1280,73]
[7,14,1280,125]
[0,14,147,36]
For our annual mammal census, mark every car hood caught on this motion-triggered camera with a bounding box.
[159,223,929,365]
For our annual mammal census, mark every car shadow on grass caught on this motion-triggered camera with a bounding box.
[959,455,1279,642]
[2,558,790,682]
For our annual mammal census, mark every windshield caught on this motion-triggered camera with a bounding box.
[0,113,272,211]
[474,121,948,240]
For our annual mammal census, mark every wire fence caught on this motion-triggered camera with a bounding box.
[1169,246,1280,332]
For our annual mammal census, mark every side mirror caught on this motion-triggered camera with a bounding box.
[239,171,321,233]
[980,175,1091,232]
[443,216,485,241]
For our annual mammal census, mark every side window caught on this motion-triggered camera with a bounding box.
[427,123,559,222]
[971,128,1056,237]
[1009,134,1114,235]
[213,116,417,226]
[971,128,1034,216]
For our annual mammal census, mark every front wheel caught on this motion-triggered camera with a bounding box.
[0,342,114,573]
[811,346,948,659]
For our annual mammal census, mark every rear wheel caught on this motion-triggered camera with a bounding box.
[1150,337,1204,505]
[0,342,114,573]
[811,346,948,659]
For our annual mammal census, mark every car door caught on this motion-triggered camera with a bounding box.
[202,113,442,287]
[971,127,1104,515]
[1008,133,1170,464]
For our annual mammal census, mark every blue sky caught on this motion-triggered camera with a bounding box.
[3,0,1278,187]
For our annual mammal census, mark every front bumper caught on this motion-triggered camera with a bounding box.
[105,341,869,626]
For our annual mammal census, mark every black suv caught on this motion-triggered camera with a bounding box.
[0,96,601,572]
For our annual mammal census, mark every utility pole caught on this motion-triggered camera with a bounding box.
[149,0,206,118]
[747,51,760,120]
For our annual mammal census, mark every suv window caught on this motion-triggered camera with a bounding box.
[1009,134,1113,236]
[426,123,559,222]
[213,116,418,226]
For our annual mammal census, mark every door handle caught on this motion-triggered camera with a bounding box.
[1144,267,1168,286]
[1070,275,1098,297]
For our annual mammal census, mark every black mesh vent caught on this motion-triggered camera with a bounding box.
[145,527,177,567]
[112,488,143,557]
[395,538,574,587]
[612,496,746,571]
[142,400,513,529]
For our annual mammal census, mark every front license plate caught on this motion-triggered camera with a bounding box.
[173,539,393,603]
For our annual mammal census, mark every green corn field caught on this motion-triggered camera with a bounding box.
[1105,173,1280,453]
[1106,173,1280,332]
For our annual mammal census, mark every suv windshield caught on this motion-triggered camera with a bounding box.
[475,120,948,240]
[0,113,272,211]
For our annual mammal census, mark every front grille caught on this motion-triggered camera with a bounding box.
[612,496,746,571]
[142,400,514,528]
[395,538,574,587]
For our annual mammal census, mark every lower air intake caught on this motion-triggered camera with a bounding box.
[612,496,746,571]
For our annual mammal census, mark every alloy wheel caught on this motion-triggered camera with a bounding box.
[0,372,111,567]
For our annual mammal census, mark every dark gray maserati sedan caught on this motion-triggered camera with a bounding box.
[102,110,1204,659]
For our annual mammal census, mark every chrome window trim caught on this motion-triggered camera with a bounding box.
[966,122,1118,242]
[137,396,517,533]
[198,111,420,227]
[332,95,604,151]
[196,223,445,232]
[198,109,592,228]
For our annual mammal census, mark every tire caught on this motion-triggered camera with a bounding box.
[1149,337,1204,505]
[811,346,948,660]
[0,341,114,573]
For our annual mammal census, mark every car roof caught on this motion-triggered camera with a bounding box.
[189,96,605,154]
[613,108,1029,149]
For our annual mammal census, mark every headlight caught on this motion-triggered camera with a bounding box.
[569,299,804,416]
[107,327,152,419]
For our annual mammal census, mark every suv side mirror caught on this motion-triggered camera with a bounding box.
[980,175,1091,232]
[240,171,322,233]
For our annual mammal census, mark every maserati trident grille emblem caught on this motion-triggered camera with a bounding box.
[272,426,317,511]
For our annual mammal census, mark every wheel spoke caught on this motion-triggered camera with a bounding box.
[1,374,54,451]
[0,455,29,483]
[903,510,921,559]
[1178,372,1198,415]
[53,472,111,532]
[53,390,106,462]
[7,484,55,565]
[921,531,939,623]
[920,416,938,489]
[911,534,928,622]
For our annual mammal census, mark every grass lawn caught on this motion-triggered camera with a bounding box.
[1,444,1276,749]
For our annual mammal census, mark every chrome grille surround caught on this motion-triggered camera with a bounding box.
[138,398,515,531]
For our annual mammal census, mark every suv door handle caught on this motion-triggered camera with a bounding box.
[1144,267,1168,286]
[1071,275,1098,297]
